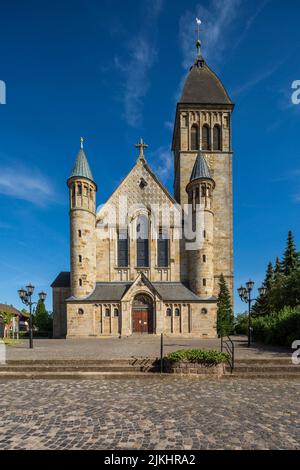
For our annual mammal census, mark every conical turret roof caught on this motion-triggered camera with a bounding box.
[70,148,94,181]
[190,152,212,182]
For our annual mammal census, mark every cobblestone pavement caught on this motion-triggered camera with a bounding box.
[0,379,299,450]
[5,336,290,360]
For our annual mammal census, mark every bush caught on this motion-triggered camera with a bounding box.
[166,349,229,365]
[234,313,248,335]
[252,306,300,347]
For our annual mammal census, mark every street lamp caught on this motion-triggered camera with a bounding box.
[18,283,47,349]
[238,279,266,347]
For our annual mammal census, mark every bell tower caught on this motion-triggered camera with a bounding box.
[67,138,97,299]
[172,20,234,296]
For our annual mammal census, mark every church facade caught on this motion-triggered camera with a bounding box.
[51,46,234,338]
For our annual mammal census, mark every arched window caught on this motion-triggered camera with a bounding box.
[118,228,128,267]
[105,308,110,317]
[191,124,199,150]
[213,125,221,151]
[157,229,169,267]
[201,308,208,315]
[202,124,210,150]
[166,308,172,317]
[136,215,149,267]
[79,279,82,287]
[202,254,206,263]
[78,255,82,263]
[78,229,82,238]
[174,308,180,317]
[78,308,84,315]
[114,308,119,317]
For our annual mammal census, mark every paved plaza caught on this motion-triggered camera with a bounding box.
[5,335,291,360]
[0,378,299,450]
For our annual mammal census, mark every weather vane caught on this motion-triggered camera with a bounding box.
[195,17,202,57]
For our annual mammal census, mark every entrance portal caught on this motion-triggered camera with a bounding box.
[132,294,153,334]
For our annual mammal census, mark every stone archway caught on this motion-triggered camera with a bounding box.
[132,294,153,334]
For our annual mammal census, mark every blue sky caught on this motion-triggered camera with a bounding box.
[0,0,300,314]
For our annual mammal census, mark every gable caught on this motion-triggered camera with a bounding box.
[96,159,177,223]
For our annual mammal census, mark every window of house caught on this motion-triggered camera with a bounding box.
[77,185,82,196]
[174,308,180,316]
[136,215,149,267]
[203,230,206,239]
[105,308,110,317]
[118,229,129,267]
[79,255,82,263]
[201,308,208,315]
[78,229,82,238]
[203,279,206,287]
[191,124,199,150]
[213,125,222,151]
[202,254,206,262]
[114,308,119,317]
[166,308,172,317]
[202,124,210,150]
[78,308,84,315]
[157,229,169,267]
[79,279,82,287]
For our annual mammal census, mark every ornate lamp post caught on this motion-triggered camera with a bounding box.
[18,284,47,349]
[237,280,266,348]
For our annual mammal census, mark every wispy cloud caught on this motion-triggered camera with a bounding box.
[149,146,173,185]
[0,164,56,206]
[179,0,241,70]
[233,0,270,51]
[270,168,300,204]
[231,59,286,97]
[114,0,163,127]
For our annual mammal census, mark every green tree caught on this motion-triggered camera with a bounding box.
[34,300,51,332]
[281,231,300,276]
[270,257,286,312]
[217,274,233,336]
[252,262,274,317]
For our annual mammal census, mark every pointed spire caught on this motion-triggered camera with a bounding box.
[135,138,148,162]
[69,137,94,182]
[190,152,212,182]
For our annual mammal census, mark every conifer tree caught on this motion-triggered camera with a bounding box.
[252,262,274,317]
[217,274,233,336]
[34,300,50,332]
[281,231,300,276]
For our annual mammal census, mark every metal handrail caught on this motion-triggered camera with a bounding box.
[221,335,235,373]
[160,333,164,373]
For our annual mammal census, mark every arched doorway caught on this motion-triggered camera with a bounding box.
[132,294,153,334]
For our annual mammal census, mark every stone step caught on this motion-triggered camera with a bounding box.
[224,372,300,380]
[0,371,167,380]
[226,365,300,373]
[233,358,292,365]
[4,358,158,365]
[0,365,160,372]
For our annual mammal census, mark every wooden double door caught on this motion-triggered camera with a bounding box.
[132,308,153,334]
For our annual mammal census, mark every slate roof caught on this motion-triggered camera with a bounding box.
[52,273,216,302]
[180,59,232,105]
[51,272,70,288]
[69,148,94,182]
[190,152,212,182]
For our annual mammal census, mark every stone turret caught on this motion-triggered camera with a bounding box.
[67,138,97,298]
[186,152,215,298]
